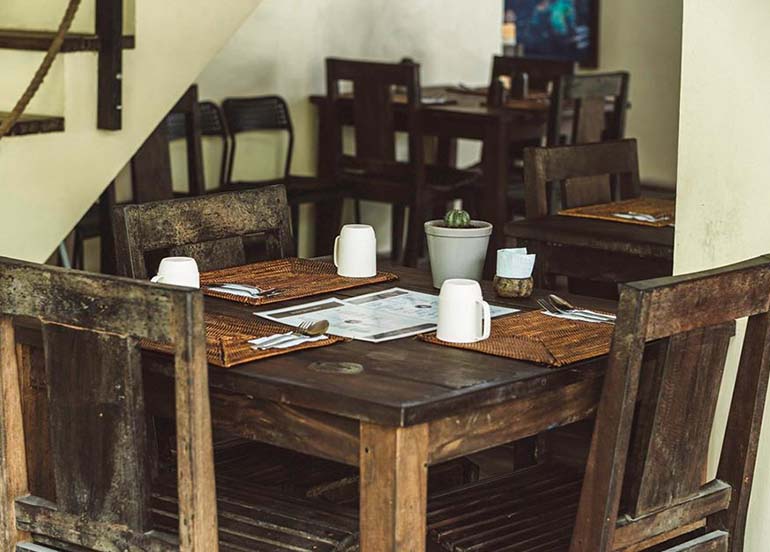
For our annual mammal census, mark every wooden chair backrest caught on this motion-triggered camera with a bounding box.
[222,95,294,184]
[489,55,576,97]
[112,185,294,279]
[548,72,630,147]
[325,57,424,183]
[572,255,770,551]
[523,139,640,217]
[0,257,216,551]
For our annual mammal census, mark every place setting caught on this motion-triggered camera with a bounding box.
[420,244,615,367]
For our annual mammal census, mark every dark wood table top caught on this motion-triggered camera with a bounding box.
[143,263,615,427]
[506,215,675,260]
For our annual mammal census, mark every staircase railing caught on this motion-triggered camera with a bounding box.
[0,0,126,139]
[0,0,82,140]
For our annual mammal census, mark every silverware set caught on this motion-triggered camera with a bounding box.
[206,282,283,298]
[251,319,331,350]
[612,211,671,223]
[536,294,616,324]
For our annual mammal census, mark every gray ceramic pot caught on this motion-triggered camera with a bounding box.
[424,220,493,288]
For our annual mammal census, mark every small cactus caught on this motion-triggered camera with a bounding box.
[444,209,472,228]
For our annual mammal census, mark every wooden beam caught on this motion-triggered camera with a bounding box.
[96,0,124,130]
[428,377,601,464]
[144,373,360,466]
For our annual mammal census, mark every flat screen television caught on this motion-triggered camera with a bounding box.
[504,0,599,68]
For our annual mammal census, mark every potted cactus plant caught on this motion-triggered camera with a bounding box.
[424,209,493,288]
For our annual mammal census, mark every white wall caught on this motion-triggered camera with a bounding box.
[595,0,683,188]
[675,1,770,549]
[194,0,502,255]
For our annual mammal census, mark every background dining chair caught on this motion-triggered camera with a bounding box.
[71,88,222,273]
[167,99,230,194]
[0,257,361,551]
[112,184,295,279]
[221,95,343,252]
[326,57,480,266]
[505,139,674,297]
[426,254,770,552]
[547,71,630,149]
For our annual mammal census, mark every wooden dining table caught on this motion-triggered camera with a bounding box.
[12,261,618,550]
[136,262,612,550]
[310,86,553,275]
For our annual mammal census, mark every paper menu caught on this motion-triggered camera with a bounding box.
[256,288,517,343]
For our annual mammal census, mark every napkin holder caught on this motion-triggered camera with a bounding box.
[493,275,533,298]
[494,248,535,298]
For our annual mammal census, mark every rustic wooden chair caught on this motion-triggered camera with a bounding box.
[427,254,770,552]
[326,57,481,266]
[220,95,343,251]
[112,184,295,279]
[547,71,630,149]
[506,139,672,296]
[0,257,360,551]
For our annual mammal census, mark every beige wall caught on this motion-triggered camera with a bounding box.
[595,0,683,188]
[194,0,502,255]
[675,1,770,549]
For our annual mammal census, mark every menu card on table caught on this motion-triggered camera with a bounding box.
[256,287,517,343]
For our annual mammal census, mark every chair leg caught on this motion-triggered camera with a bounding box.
[391,205,405,263]
[354,200,362,224]
[290,203,301,254]
[404,205,425,268]
[71,232,83,270]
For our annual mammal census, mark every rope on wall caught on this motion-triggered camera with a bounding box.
[0,0,82,140]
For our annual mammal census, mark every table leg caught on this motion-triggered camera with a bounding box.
[360,422,429,552]
[480,116,510,278]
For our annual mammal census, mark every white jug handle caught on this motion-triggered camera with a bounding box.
[333,236,340,267]
[478,300,491,340]
[150,275,164,284]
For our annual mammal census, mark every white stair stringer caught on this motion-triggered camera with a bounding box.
[0,0,263,263]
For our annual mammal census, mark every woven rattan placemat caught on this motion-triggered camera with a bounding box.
[559,197,675,228]
[142,312,346,368]
[200,258,398,306]
[419,310,613,367]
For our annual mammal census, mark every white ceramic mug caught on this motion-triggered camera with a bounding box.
[150,257,200,288]
[437,279,491,343]
[334,224,377,278]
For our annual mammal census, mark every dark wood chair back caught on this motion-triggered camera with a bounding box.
[489,55,576,98]
[168,100,229,190]
[325,57,425,186]
[112,185,294,279]
[523,139,640,217]
[0,257,217,550]
[548,71,630,146]
[572,255,770,550]
[221,95,294,186]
